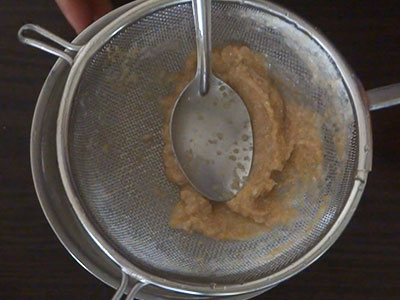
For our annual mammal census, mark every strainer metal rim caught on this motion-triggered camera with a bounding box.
[56,0,372,296]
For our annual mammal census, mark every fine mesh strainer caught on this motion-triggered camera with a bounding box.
[18,0,400,298]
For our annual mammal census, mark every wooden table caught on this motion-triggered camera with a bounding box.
[1,0,399,299]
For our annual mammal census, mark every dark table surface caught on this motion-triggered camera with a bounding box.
[1,0,399,299]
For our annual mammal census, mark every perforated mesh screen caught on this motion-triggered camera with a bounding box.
[68,2,358,286]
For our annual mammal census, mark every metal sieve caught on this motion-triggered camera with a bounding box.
[18,0,399,298]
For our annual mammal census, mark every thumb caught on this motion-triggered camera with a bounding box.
[56,0,113,33]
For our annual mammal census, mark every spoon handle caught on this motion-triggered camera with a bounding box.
[192,0,211,95]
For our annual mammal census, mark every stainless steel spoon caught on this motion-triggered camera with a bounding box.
[170,0,254,202]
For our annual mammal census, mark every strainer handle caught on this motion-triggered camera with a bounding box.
[18,24,81,66]
[111,271,148,300]
[367,83,400,110]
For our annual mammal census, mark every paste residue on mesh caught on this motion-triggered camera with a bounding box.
[159,46,324,240]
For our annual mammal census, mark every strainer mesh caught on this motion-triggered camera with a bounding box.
[68,2,357,285]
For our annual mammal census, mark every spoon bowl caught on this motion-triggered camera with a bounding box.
[171,74,253,202]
